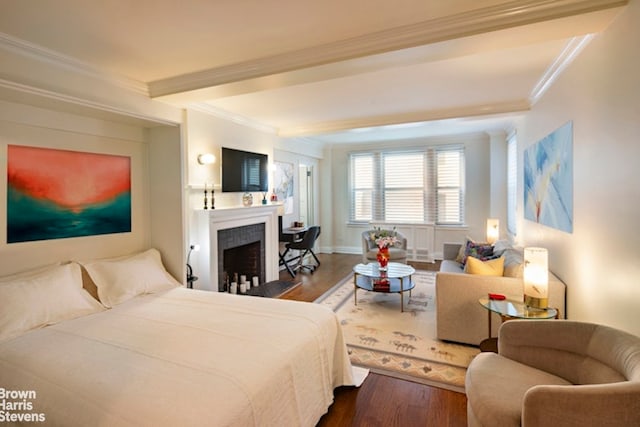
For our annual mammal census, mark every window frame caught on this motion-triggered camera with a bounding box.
[348,145,465,225]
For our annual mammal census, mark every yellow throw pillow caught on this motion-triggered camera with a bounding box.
[465,256,505,276]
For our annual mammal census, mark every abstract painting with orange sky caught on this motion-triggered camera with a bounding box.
[7,145,131,243]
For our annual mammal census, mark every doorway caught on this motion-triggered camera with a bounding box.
[298,164,314,226]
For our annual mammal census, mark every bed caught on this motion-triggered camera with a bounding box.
[0,249,354,426]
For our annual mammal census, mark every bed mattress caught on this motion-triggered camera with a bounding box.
[0,288,354,426]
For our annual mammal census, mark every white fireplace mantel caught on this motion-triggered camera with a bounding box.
[191,205,280,291]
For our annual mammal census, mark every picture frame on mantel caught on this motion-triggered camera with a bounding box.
[524,121,573,233]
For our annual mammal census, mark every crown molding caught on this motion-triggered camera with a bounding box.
[149,0,627,98]
[277,100,531,137]
[530,34,594,104]
[0,32,149,96]
[0,78,177,127]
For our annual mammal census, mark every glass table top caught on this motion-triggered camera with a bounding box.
[478,297,558,319]
[353,262,415,279]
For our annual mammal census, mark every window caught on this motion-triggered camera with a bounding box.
[507,133,517,235]
[349,145,465,224]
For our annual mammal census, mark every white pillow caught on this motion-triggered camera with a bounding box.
[0,262,62,283]
[0,263,105,343]
[81,248,181,307]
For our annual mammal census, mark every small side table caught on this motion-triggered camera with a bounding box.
[478,297,558,352]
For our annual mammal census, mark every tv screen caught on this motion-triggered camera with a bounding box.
[221,147,269,193]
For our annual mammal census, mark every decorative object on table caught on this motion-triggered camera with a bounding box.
[376,246,390,270]
[203,183,208,210]
[523,247,549,309]
[242,192,253,206]
[261,192,268,204]
[270,189,278,202]
[186,244,200,289]
[7,145,131,243]
[210,187,215,209]
[369,227,398,271]
[316,270,479,391]
[524,120,573,233]
[486,218,499,244]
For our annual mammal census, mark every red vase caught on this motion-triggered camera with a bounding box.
[377,246,390,270]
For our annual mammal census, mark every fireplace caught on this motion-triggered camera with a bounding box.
[217,223,265,292]
[191,205,279,292]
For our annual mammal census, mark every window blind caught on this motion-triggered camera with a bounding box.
[436,147,465,224]
[349,145,464,224]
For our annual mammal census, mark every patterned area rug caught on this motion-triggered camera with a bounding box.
[316,270,479,392]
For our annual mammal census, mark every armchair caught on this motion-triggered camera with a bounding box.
[465,320,640,426]
[361,229,408,264]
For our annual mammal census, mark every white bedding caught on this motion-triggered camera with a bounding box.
[0,288,354,426]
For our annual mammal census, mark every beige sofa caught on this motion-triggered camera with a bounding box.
[466,320,640,426]
[436,242,566,346]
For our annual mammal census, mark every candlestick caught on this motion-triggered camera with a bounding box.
[211,187,215,209]
[203,183,208,210]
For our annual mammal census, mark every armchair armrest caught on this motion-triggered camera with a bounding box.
[523,382,640,426]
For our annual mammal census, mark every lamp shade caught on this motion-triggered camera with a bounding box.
[197,153,216,165]
[486,218,499,244]
[523,247,549,309]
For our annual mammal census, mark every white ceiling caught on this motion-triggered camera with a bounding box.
[0,0,627,143]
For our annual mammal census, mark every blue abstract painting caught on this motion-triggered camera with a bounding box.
[524,121,573,233]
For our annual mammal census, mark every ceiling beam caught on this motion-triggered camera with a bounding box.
[149,0,627,99]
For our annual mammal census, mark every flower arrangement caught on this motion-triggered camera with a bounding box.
[370,227,399,249]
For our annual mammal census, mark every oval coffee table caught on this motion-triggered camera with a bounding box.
[353,262,415,312]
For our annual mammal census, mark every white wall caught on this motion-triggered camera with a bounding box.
[516,1,640,336]
[324,132,493,259]
[183,109,325,283]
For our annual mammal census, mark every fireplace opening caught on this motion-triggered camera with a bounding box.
[223,241,261,291]
[217,223,266,292]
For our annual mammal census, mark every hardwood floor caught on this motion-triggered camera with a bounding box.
[278,253,468,427]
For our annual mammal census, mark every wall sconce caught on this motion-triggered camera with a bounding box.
[197,153,216,165]
[186,244,200,289]
[486,218,499,244]
[523,247,549,309]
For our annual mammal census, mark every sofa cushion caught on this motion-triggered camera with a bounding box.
[492,239,511,257]
[440,259,464,273]
[465,256,504,276]
[503,262,524,278]
[455,237,494,264]
[463,241,494,264]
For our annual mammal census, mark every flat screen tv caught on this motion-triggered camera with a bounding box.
[221,147,269,193]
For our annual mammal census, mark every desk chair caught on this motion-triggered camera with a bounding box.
[282,226,321,274]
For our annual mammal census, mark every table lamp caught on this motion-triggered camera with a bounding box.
[486,218,499,244]
[523,247,549,309]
